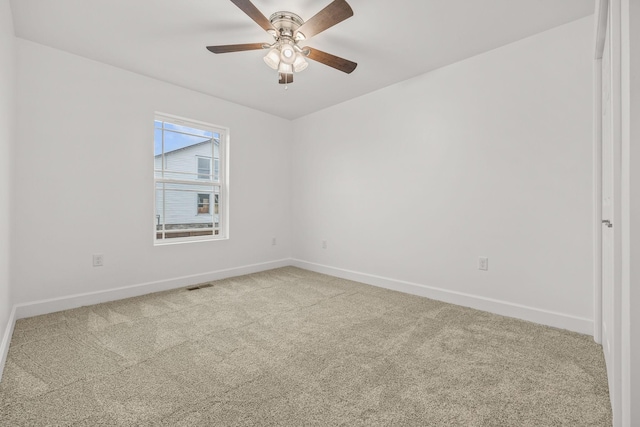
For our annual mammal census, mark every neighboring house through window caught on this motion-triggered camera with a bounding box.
[154,113,227,244]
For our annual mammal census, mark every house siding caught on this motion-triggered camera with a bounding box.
[155,142,219,228]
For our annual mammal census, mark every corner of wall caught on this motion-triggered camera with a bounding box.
[0,0,16,383]
[0,307,16,382]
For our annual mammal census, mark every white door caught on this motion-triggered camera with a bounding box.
[600,6,621,421]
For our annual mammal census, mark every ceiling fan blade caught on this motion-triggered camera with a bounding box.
[230,0,275,33]
[306,48,357,74]
[206,43,266,54]
[295,0,353,40]
[279,73,293,84]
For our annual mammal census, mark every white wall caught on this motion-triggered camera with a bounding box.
[291,17,594,333]
[0,0,15,366]
[12,39,292,305]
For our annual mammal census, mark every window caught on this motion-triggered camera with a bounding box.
[197,157,211,180]
[197,193,210,214]
[154,113,227,244]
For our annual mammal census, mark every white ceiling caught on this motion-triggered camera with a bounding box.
[10,0,594,120]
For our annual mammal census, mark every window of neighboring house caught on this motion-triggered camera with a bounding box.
[197,157,211,180]
[154,113,227,244]
[197,193,210,214]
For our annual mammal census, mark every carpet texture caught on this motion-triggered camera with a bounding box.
[0,267,611,426]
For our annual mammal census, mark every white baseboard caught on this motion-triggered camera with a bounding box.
[0,257,593,383]
[291,259,594,335]
[0,306,17,383]
[13,259,291,321]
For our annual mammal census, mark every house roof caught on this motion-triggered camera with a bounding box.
[154,139,218,158]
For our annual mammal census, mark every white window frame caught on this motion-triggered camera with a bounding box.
[154,112,229,245]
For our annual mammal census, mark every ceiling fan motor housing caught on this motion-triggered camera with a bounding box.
[269,11,306,40]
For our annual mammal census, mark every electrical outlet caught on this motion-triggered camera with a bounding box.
[272,237,277,246]
[93,254,104,267]
[478,257,488,271]
[322,240,327,249]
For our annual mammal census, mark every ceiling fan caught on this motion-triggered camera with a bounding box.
[206,0,357,85]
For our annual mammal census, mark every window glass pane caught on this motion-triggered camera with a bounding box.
[160,138,212,180]
[155,182,215,241]
[154,128,163,157]
[214,187,220,226]
[213,141,220,181]
[198,157,211,180]
[164,122,213,138]
[155,183,164,233]
[163,131,210,156]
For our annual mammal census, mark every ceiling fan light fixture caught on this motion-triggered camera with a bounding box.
[293,53,308,72]
[280,43,296,65]
[263,48,280,70]
[207,0,358,85]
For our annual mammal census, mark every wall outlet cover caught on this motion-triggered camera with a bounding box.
[93,254,104,267]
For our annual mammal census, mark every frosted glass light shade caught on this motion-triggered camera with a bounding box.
[263,48,280,70]
[293,53,308,72]
[278,62,293,74]
[280,44,296,65]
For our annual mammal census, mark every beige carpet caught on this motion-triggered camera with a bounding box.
[0,267,611,426]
